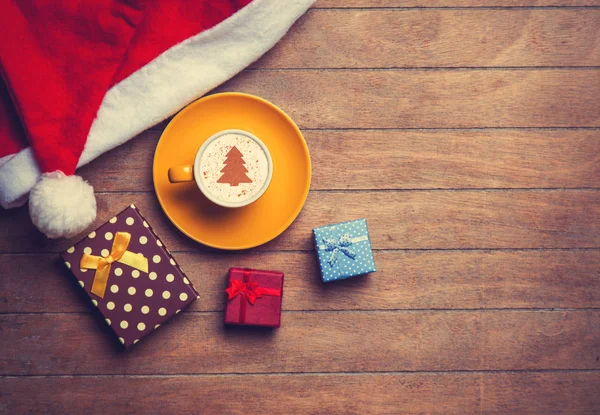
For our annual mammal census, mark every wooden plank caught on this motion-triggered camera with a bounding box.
[256,10,600,68]
[79,129,600,192]
[1,190,598,253]
[214,70,600,128]
[2,250,598,313]
[480,372,600,414]
[1,372,599,414]
[1,311,597,375]
[314,0,600,6]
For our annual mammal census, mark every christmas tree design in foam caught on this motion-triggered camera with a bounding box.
[217,146,253,186]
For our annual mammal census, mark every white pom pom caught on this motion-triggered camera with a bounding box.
[29,171,97,239]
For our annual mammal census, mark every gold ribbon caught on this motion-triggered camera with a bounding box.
[80,231,148,298]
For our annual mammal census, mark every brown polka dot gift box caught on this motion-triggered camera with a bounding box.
[61,204,199,350]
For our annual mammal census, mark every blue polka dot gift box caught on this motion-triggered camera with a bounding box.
[313,219,376,283]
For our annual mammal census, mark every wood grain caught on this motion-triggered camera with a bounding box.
[1,311,597,375]
[256,9,600,68]
[315,0,600,6]
[78,129,600,192]
[1,190,598,253]
[1,372,599,414]
[1,250,598,313]
[2,5,599,413]
[214,70,600,128]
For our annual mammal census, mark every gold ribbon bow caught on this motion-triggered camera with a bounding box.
[80,231,148,298]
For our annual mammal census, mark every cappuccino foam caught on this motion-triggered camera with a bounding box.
[198,133,270,205]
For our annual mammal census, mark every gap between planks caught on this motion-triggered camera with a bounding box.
[94,188,600,193]
[149,126,600,132]
[2,369,599,378]
[247,67,600,71]
[243,65,600,72]
[2,247,599,255]
[3,308,599,316]
[311,6,600,10]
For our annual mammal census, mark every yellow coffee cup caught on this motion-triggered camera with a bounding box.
[168,129,273,208]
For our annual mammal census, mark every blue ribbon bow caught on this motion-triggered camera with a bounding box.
[322,234,356,266]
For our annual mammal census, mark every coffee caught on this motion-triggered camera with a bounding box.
[197,131,271,206]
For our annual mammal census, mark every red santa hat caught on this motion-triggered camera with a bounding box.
[0,0,313,238]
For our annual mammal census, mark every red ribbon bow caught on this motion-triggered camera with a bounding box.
[226,279,281,305]
[225,270,281,323]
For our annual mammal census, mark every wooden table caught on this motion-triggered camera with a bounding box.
[1,2,599,414]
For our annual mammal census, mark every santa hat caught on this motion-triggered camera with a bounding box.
[0,0,313,238]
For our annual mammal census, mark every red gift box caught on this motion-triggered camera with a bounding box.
[224,268,284,327]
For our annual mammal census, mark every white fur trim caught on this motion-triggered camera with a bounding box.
[0,148,40,208]
[0,0,314,209]
[0,153,14,168]
[29,171,97,238]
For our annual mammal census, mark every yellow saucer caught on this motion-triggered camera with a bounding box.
[153,93,311,250]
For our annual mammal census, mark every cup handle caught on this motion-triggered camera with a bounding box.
[168,165,194,183]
